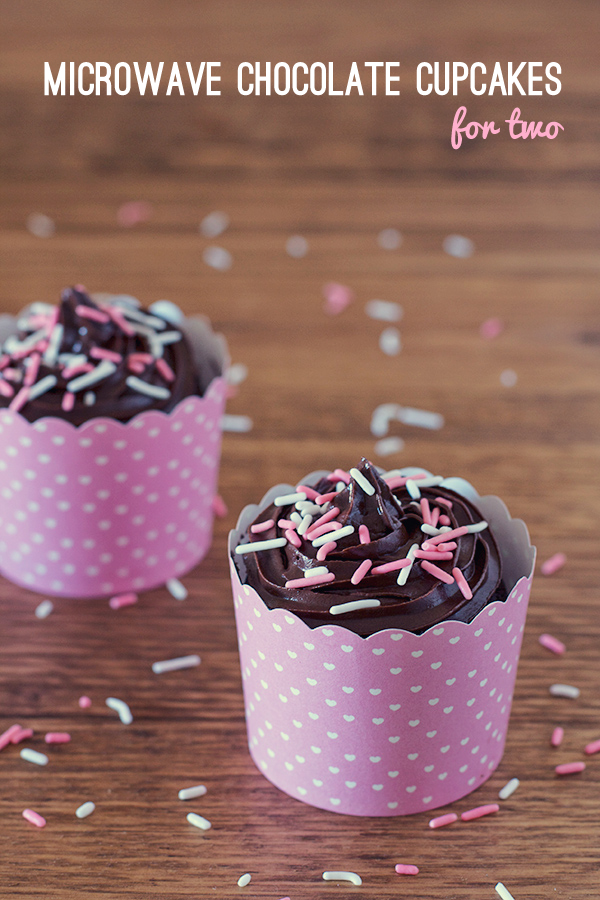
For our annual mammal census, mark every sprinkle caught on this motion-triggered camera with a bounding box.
[78,696,92,709]
[62,363,93,379]
[312,525,354,548]
[107,306,136,336]
[236,538,287,555]
[35,599,54,619]
[119,306,167,331]
[251,519,275,534]
[20,748,49,766]
[379,327,402,356]
[306,521,343,540]
[551,727,564,747]
[274,491,307,507]
[452,567,473,600]
[398,543,418,585]
[212,495,228,518]
[415,550,453,561]
[322,282,354,315]
[395,864,419,876]
[500,368,518,388]
[125,376,170,400]
[465,520,488,534]
[377,228,403,250]
[421,560,454,584]
[309,507,340,531]
[199,210,229,238]
[351,559,373,584]
[317,541,336,560]
[45,732,71,744]
[374,436,405,456]
[152,654,201,674]
[322,872,362,886]
[27,375,57,401]
[277,519,295,530]
[358,524,370,544]
[153,357,175,383]
[297,515,314,536]
[539,633,565,655]
[428,813,458,828]
[427,526,469,545]
[0,725,23,749]
[329,468,351,484]
[12,728,34,744]
[117,200,153,227]
[366,298,402,321]
[555,761,585,775]
[109,592,138,610]
[286,234,309,258]
[27,212,55,239]
[306,566,329,578]
[396,406,444,430]
[23,353,41,386]
[105,697,133,725]
[90,347,122,363]
[75,305,110,324]
[83,392,96,406]
[420,497,432,524]
[480,317,504,340]
[413,475,445,488]
[435,496,453,508]
[151,329,181,346]
[549,684,580,699]
[75,801,96,819]
[330,598,380,616]
[461,803,499,821]
[384,472,427,488]
[290,512,303,526]
[541,552,567,576]
[443,234,474,258]
[166,578,188,600]
[584,738,600,755]
[40,322,63,367]
[285,529,302,548]
[438,514,451,526]
[295,484,320,501]
[499,777,520,800]
[186,812,211,830]
[9,386,30,412]
[128,352,154,366]
[0,380,14,398]
[178,785,207,800]
[315,491,339,505]
[67,360,117,393]
[405,479,420,499]
[22,808,46,828]
[495,884,515,900]
[350,467,375,496]
[285,573,335,589]
[371,559,412,574]
[203,245,232,271]
[237,873,252,888]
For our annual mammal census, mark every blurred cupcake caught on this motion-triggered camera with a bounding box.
[230,461,534,816]
[0,286,228,597]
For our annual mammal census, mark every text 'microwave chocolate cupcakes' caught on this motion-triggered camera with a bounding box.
[230,462,535,816]
[0,287,228,598]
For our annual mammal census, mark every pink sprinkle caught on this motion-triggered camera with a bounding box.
[358,524,370,544]
[430,506,440,527]
[62,392,75,412]
[461,803,499,821]
[128,352,154,365]
[555,761,586,775]
[315,491,339,505]
[539,633,566,655]
[452,567,473,600]
[317,541,336,561]
[371,558,412,574]
[327,468,351,485]
[225,384,238,399]
[551,727,564,747]
[385,473,427,489]
[421,560,454,584]
[434,496,453,508]
[75,305,110,324]
[0,380,14,398]
[323,282,354,315]
[155,357,176,383]
[3,367,21,381]
[435,541,457,552]
[0,724,23,750]
[109,592,138,610]
[62,363,94,379]
[428,813,458,829]
[11,727,34,744]
[9,386,30,412]
[351,559,373,585]
[23,353,41,386]
[212,494,228,518]
[251,519,275,534]
[395,864,419,876]
[285,529,302,549]
[584,738,600,755]
[427,526,469,546]
[117,200,153,227]
[414,550,453,561]
[306,521,342,540]
[310,507,340,531]
[420,498,432,525]
[277,519,296,530]
[296,484,319,501]
[78,696,92,709]
[285,573,335,589]
[45,732,71,744]
[22,809,46,828]
[0,355,9,370]
[480,317,504,340]
[128,361,146,374]
[107,307,136,336]
[541,552,567,576]
[90,347,123,364]
[438,515,452,526]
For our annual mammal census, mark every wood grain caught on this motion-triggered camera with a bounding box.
[1,1,599,898]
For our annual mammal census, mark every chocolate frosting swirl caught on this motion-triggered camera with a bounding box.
[235,460,505,636]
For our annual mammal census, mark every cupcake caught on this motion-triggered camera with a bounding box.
[0,287,228,598]
[230,461,534,816]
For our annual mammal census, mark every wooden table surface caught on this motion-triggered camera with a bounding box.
[1,2,599,898]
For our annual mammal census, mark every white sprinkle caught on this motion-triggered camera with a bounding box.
[350,467,375,496]
[549,684,580,699]
[412,475,445,488]
[58,353,87,367]
[105,697,133,724]
[273,491,307,507]
[295,501,322,515]
[297,515,313,536]
[152,654,201,674]
[166,578,188,600]
[221,414,253,433]
[120,306,167,331]
[370,402,401,437]
[374,436,404,457]
[406,479,421,499]
[237,873,252,888]
[226,362,248,386]
[35,599,54,619]
[286,235,309,258]
[312,525,354,547]
[108,294,142,309]
[396,406,444,430]
[67,360,116,393]
[379,327,402,356]
[148,300,184,325]
[28,375,57,401]
[10,329,48,355]
[398,543,418,586]
[20,748,49,766]
[336,481,346,492]
[75,801,96,819]
[500,368,518,388]
[466,521,488,533]
[83,392,96,406]
[199,210,229,238]
[495,883,515,900]
[203,246,232,271]
[125,376,171,400]
[28,302,55,315]
[366,299,403,322]
[499,777,520,800]
[43,324,64,367]
[330,598,381,616]
[235,538,287,555]
[290,512,303,526]
[27,212,55,238]
[377,228,402,250]
[186,812,211,830]
[150,330,181,346]
[421,524,443,535]
[443,234,474,258]
[178,784,207,801]
[322,871,362,886]
[306,566,329,578]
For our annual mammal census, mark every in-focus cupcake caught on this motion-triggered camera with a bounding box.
[230,461,534,816]
[0,286,228,598]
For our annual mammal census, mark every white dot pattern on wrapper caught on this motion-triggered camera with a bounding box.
[0,382,226,598]
[231,559,532,817]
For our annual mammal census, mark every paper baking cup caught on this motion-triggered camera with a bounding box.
[0,317,227,598]
[230,470,535,816]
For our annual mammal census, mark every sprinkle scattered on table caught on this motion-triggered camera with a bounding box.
[461,803,499,821]
[117,201,153,228]
[551,727,564,747]
[152,654,201,674]
[286,234,309,258]
[178,784,207,801]
[35,599,54,619]
[237,873,252,887]
[379,326,402,356]
[109,592,138,610]
[78,695,92,709]
[222,413,253,432]
[500,368,518,388]
[584,738,600,755]
[105,697,133,725]
[443,234,474,258]
[22,808,46,828]
[322,871,362,886]
[199,210,229,238]
[549,683,580,699]
[428,812,458,829]
[555,761,585,775]
[498,777,520,800]
[365,299,403,322]
[45,732,71,744]
[495,883,516,900]
[541,552,567,576]
[226,362,248,385]
[480,317,504,339]
[203,246,233,271]
[377,228,402,250]
[26,212,55,238]
[539,633,565,655]
[20,748,49,766]
[322,282,353,315]
[374,436,405,457]
[166,577,188,600]
[75,801,96,819]
[395,863,419,875]
[186,812,211,830]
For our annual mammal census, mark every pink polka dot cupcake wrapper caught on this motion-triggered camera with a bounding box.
[230,483,535,816]
[0,376,226,598]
